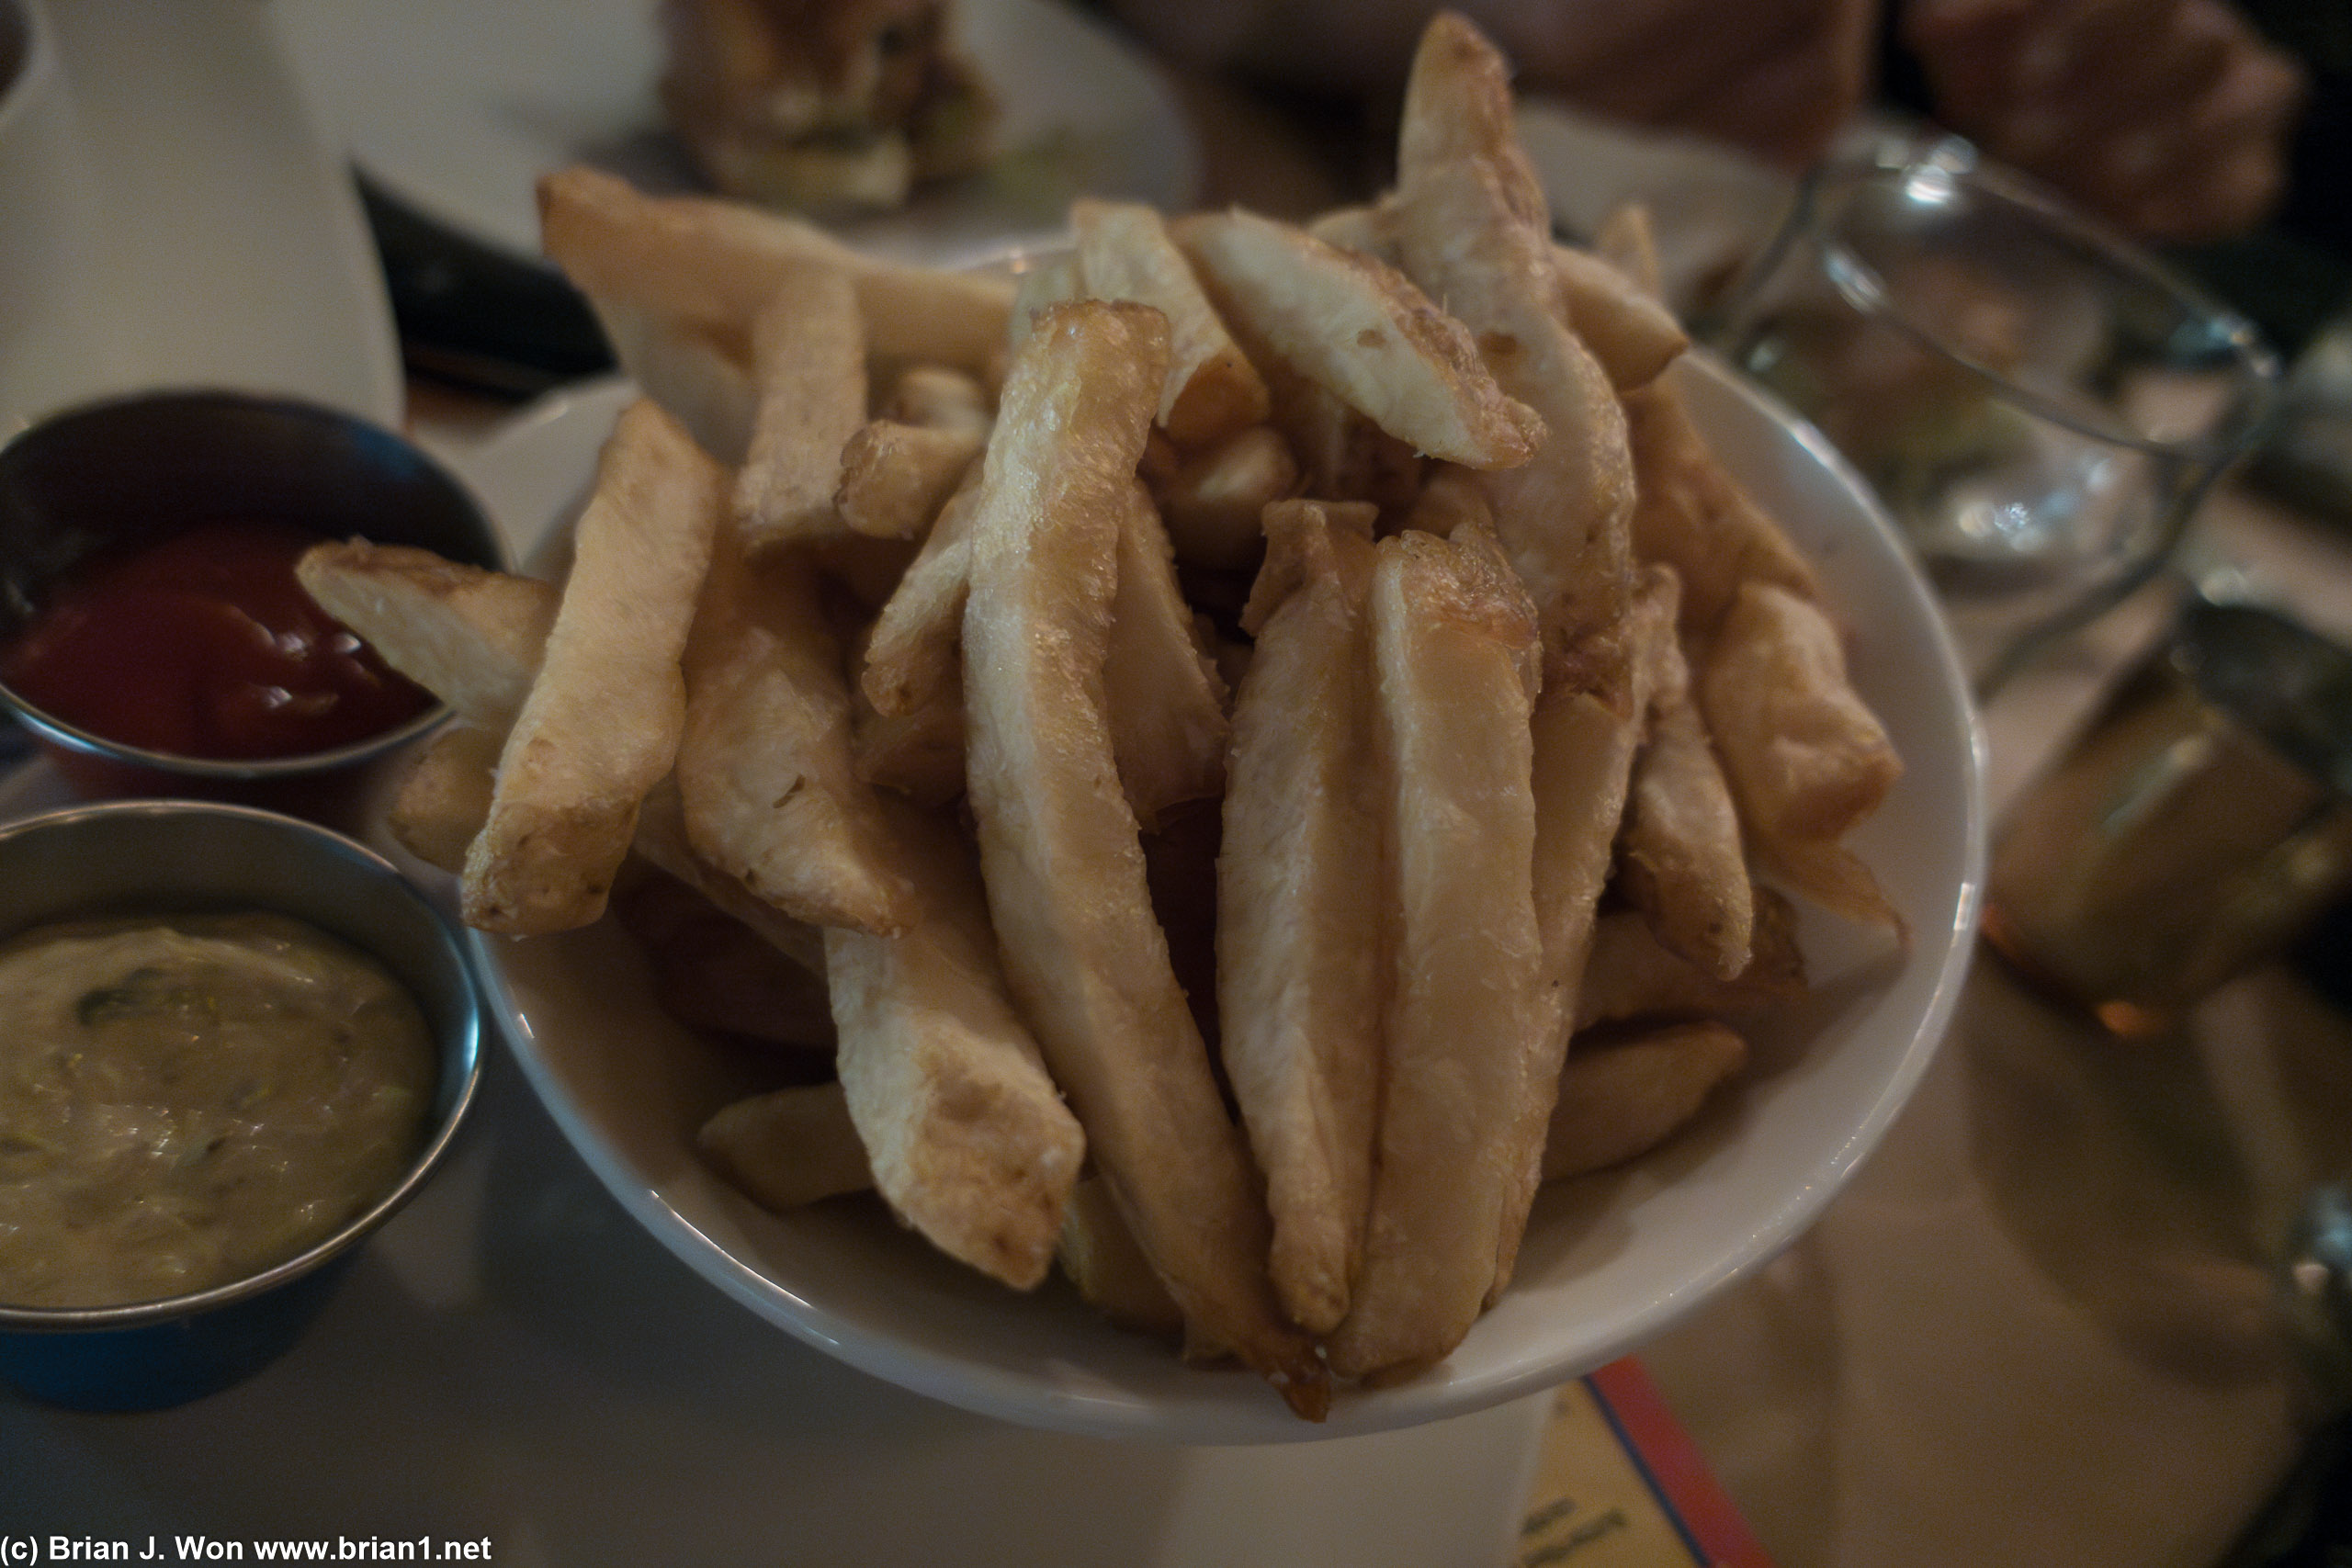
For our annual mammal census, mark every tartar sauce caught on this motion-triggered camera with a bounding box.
[0,912,436,1309]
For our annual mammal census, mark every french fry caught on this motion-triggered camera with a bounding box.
[295,541,557,730]
[859,473,981,718]
[584,293,758,465]
[463,399,721,934]
[827,809,1086,1292]
[883,364,992,436]
[1625,373,1822,639]
[960,298,1328,1417]
[1550,242,1687,393]
[1328,523,1545,1383]
[387,723,502,873]
[1217,499,1385,1335]
[1389,18,1634,647]
[1058,1172,1186,1338]
[853,668,968,807]
[629,776,829,975]
[733,262,867,552]
[1103,480,1231,830]
[1006,251,1080,355]
[1150,423,1298,571]
[698,1082,876,1211]
[609,863,837,1051]
[1619,566,1755,979]
[1700,580,1903,844]
[677,527,922,936]
[1176,207,1544,469]
[1071,197,1271,448]
[1594,202,1665,302]
[1576,888,1809,1031]
[832,420,984,540]
[537,164,1013,376]
[1540,1021,1747,1181]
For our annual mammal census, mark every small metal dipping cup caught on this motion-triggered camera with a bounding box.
[0,800,482,1409]
[0,389,504,806]
[1984,597,2352,1035]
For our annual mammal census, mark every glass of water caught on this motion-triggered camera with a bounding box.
[1707,138,2280,694]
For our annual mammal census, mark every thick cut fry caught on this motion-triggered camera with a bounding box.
[853,670,967,806]
[1328,524,1545,1383]
[629,777,828,975]
[464,400,721,934]
[388,723,502,873]
[1178,208,1544,470]
[1103,481,1230,830]
[1700,581,1902,844]
[961,299,1327,1417]
[1150,423,1298,571]
[1058,1173,1185,1338]
[537,164,1013,375]
[1577,889,1809,1031]
[1619,566,1754,979]
[1540,1021,1747,1181]
[1391,18,1634,644]
[586,294,758,465]
[733,263,867,552]
[1550,243,1687,393]
[678,530,922,936]
[699,1082,876,1211]
[884,364,991,435]
[827,811,1086,1292]
[860,475,981,718]
[611,864,836,1051]
[1626,374,1822,639]
[1216,500,1384,1335]
[832,420,984,539]
[295,542,557,729]
[1594,203,1666,301]
[1071,198,1270,447]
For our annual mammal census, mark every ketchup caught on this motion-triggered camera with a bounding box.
[0,520,432,761]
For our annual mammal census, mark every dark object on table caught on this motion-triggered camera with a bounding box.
[359,174,614,400]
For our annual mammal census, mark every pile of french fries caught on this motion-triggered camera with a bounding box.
[298,12,1903,1421]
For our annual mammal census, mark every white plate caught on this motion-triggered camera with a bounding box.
[467,355,1987,1445]
[277,0,1202,270]
[0,0,401,434]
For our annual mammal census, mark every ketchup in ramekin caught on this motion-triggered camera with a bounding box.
[0,518,432,762]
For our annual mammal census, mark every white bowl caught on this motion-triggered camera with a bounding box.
[467,353,1986,1443]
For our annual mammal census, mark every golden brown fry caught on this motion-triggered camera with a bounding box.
[1328,523,1545,1383]
[537,164,1013,376]
[387,722,501,873]
[1104,481,1231,830]
[733,262,867,552]
[464,400,722,934]
[827,810,1086,1292]
[1150,423,1297,571]
[1216,500,1384,1335]
[1058,1172,1186,1338]
[1619,567,1754,979]
[1391,19,1634,645]
[1624,374,1822,639]
[1304,201,1397,264]
[1540,1021,1747,1181]
[832,420,984,540]
[678,530,922,936]
[1700,580,1902,844]
[1576,888,1810,1031]
[1177,207,1544,469]
[884,364,992,435]
[1550,242,1687,393]
[961,299,1327,1417]
[1071,197,1271,447]
[584,293,758,465]
[1006,251,1080,356]
[853,669,967,807]
[1593,203,1665,302]
[629,777,829,976]
[859,475,980,720]
[295,541,557,729]
[698,1082,876,1211]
